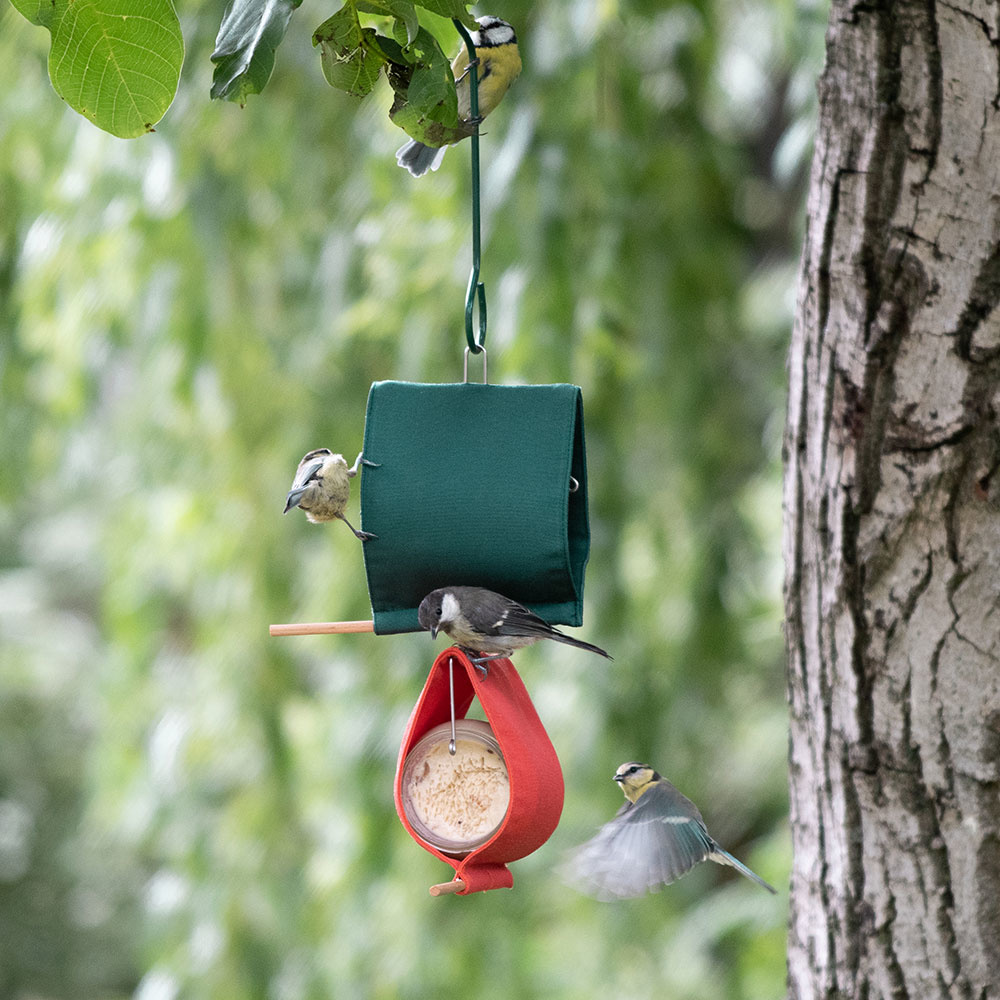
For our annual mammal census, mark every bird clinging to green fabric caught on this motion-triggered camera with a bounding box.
[564,762,777,899]
[283,449,376,541]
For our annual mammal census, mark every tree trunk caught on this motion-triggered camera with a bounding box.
[783,2,1000,997]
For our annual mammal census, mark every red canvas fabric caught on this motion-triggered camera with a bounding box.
[394,647,565,894]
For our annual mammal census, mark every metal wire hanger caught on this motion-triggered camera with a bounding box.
[452,17,487,383]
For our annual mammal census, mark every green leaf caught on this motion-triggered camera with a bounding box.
[391,16,411,47]
[44,0,184,138]
[210,0,303,105]
[405,56,453,119]
[312,7,386,97]
[312,4,364,51]
[372,34,407,64]
[310,2,473,142]
[355,0,419,45]
[412,0,475,28]
[387,26,469,145]
[9,0,57,29]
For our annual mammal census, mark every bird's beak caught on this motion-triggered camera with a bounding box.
[429,626,438,639]
[613,773,625,784]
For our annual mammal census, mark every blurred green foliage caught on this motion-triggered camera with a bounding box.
[0,0,825,996]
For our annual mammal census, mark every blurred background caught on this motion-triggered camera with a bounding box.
[0,0,825,996]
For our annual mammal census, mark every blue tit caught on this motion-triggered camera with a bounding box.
[417,586,612,664]
[396,16,522,177]
[565,762,777,899]
[283,449,377,540]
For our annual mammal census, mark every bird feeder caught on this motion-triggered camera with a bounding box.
[270,19,590,897]
[358,379,590,633]
[394,646,564,894]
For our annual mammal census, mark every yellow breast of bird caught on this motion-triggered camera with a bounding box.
[453,44,522,123]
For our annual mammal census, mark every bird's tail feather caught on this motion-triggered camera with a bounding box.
[396,140,447,177]
[283,488,307,513]
[710,848,777,894]
[551,631,613,660]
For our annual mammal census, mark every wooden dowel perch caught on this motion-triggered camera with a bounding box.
[429,878,466,897]
[269,621,375,637]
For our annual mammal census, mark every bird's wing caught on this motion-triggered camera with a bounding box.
[563,783,715,900]
[284,455,328,513]
[289,457,325,492]
[479,596,559,640]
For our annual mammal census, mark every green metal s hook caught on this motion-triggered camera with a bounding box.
[452,17,486,355]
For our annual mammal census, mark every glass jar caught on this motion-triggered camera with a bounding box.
[400,719,510,855]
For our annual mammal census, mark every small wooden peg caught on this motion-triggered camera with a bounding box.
[428,878,466,897]
[269,621,375,637]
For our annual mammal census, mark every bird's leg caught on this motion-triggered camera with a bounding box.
[454,58,479,85]
[468,651,513,677]
[451,646,494,677]
[348,452,380,477]
[455,60,486,131]
[339,514,377,541]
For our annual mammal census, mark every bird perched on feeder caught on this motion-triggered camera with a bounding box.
[417,586,612,664]
[396,16,522,177]
[283,449,376,541]
[564,762,777,899]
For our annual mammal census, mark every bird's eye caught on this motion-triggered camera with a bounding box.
[435,606,442,616]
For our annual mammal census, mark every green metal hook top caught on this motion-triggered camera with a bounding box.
[452,17,486,354]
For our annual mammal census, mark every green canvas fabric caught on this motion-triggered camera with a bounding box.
[359,381,590,634]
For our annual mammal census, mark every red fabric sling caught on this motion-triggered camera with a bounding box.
[394,646,564,893]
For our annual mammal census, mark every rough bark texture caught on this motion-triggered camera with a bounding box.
[784,1,1000,998]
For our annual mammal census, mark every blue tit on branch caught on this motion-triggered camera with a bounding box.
[565,762,777,899]
[396,16,522,177]
[417,586,612,664]
[283,449,377,541]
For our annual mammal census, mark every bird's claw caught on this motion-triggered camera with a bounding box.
[452,646,491,677]
[349,452,381,477]
[455,58,480,84]
[468,651,511,677]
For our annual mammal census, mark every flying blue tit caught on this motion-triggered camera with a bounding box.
[565,762,777,899]
[283,449,376,541]
[417,586,612,664]
[396,16,522,177]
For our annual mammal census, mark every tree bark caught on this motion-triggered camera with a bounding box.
[784,2,1000,998]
